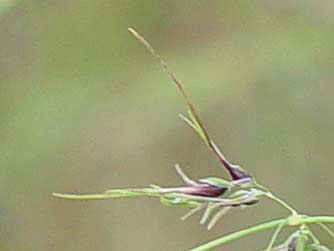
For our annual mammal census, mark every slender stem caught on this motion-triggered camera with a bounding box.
[265,219,287,251]
[128,27,210,145]
[316,222,334,240]
[264,191,298,215]
[188,216,334,251]
[128,27,251,180]
[255,183,298,215]
[188,218,287,251]
[304,225,321,251]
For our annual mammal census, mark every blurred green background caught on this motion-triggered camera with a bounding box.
[1,1,334,250]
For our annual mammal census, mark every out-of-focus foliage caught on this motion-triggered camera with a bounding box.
[0,1,333,251]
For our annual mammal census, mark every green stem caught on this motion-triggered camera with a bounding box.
[255,184,298,215]
[189,219,286,251]
[266,192,298,215]
[316,222,334,240]
[265,219,287,251]
[188,216,334,251]
[304,224,321,251]
[301,216,334,224]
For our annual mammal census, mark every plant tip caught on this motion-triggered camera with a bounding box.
[128,27,136,34]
